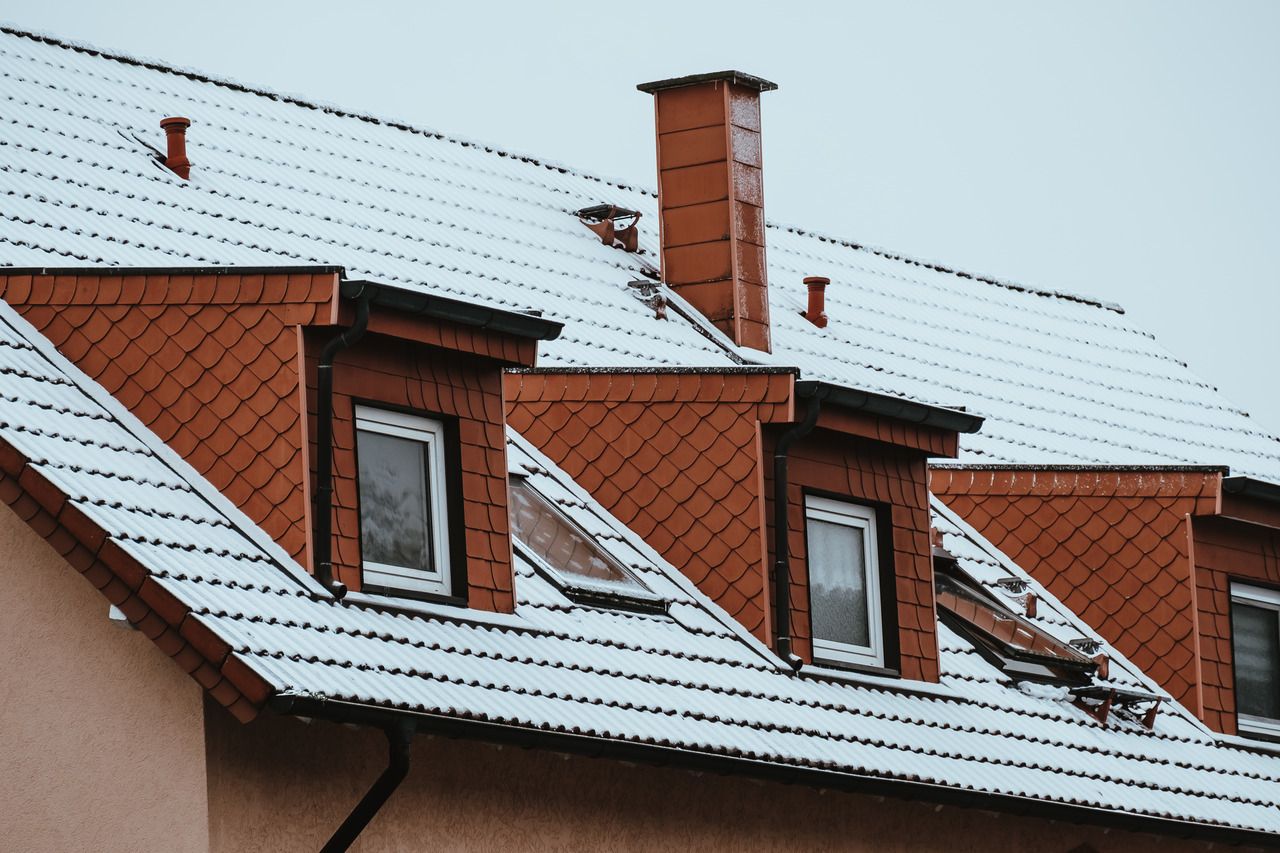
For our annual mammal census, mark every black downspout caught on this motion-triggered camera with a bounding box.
[773,389,826,669]
[314,292,371,599]
[319,717,416,853]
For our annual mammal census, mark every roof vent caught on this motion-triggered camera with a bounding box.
[160,116,192,180]
[803,276,829,328]
[574,204,641,253]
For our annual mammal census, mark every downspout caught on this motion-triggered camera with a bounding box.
[773,388,827,669]
[314,291,372,598]
[319,717,416,853]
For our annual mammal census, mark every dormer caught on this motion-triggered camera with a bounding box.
[0,267,561,613]
[507,370,981,682]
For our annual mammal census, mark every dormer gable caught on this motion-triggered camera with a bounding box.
[0,267,560,613]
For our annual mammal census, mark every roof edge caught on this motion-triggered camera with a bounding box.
[511,366,798,376]
[2,264,347,277]
[271,694,1279,848]
[1222,476,1280,505]
[930,463,1230,473]
[797,380,983,434]
[637,70,778,94]
[340,280,562,341]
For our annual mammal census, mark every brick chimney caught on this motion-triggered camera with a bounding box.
[638,71,776,353]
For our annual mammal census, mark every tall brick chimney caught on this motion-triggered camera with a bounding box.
[637,71,776,352]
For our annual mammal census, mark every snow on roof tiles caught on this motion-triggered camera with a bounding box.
[0,290,1278,837]
[2,27,1277,481]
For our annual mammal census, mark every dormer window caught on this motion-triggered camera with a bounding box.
[355,406,452,597]
[805,496,885,668]
[1231,583,1280,738]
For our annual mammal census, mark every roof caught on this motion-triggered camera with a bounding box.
[1,292,1279,843]
[3,27,1278,481]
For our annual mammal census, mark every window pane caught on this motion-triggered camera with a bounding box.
[357,429,433,573]
[1233,601,1280,719]
[508,481,641,589]
[808,516,870,648]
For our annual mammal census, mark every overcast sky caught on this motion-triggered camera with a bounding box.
[6,1,1279,434]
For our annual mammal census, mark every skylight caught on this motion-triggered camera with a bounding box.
[508,478,663,611]
[934,570,1096,686]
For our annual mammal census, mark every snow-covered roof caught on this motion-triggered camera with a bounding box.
[3,27,1277,480]
[1,292,1278,841]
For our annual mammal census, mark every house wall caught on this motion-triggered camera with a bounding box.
[313,334,516,612]
[931,468,1219,717]
[1191,515,1280,734]
[0,503,210,853]
[506,370,793,642]
[202,706,1218,853]
[772,428,939,681]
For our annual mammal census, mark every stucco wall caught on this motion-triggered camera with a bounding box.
[0,504,210,852]
[205,706,1219,853]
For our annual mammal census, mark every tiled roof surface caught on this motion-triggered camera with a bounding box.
[3,28,1279,481]
[3,296,1280,839]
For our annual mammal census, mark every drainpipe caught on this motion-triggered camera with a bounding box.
[314,290,372,598]
[319,716,416,853]
[773,387,827,669]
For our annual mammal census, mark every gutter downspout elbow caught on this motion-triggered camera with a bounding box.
[319,717,416,853]
[314,292,372,599]
[773,389,826,670]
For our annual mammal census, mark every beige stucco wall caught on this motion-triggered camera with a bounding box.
[206,705,1228,853]
[0,505,210,852]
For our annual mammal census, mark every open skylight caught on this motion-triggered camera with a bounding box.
[934,568,1096,686]
[508,478,664,612]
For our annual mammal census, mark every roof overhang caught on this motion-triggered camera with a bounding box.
[796,380,984,434]
[340,279,562,341]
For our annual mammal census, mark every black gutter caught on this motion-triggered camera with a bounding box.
[319,716,416,853]
[795,380,983,435]
[773,388,827,668]
[313,293,371,598]
[338,279,562,342]
[1223,476,1280,506]
[269,694,1280,849]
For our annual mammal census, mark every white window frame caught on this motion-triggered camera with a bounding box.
[805,496,885,669]
[1231,582,1280,738]
[355,406,452,598]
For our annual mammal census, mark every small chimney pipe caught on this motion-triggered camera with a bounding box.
[160,116,192,180]
[803,276,829,328]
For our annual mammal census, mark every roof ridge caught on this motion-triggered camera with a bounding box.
[768,219,1126,314]
[0,23,654,200]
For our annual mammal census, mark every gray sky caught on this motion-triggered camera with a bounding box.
[6,0,1279,433]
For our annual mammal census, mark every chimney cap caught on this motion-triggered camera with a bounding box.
[637,70,778,95]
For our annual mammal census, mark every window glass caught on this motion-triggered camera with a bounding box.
[1232,598,1280,721]
[355,407,451,597]
[509,478,649,597]
[805,496,883,668]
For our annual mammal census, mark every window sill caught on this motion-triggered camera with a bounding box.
[342,590,530,633]
[799,662,959,701]
[1234,715,1280,746]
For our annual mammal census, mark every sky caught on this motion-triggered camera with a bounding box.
[4,1,1279,433]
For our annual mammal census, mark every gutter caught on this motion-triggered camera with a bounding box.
[338,279,562,342]
[269,694,1280,849]
[795,380,983,435]
[1223,476,1280,506]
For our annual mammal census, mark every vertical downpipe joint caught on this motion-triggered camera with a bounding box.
[160,117,192,180]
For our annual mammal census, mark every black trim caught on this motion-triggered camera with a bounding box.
[269,695,1280,848]
[796,380,982,435]
[1,264,347,277]
[1223,476,1280,506]
[340,280,561,341]
[931,463,1229,473]
[637,70,779,93]
[511,366,798,376]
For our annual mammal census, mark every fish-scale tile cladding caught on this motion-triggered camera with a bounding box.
[506,369,794,642]
[774,408,956,681]
[0,270,334,562]
[1192,514,1280,734]
[930,467,1221,717]
[308,318,519,610]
